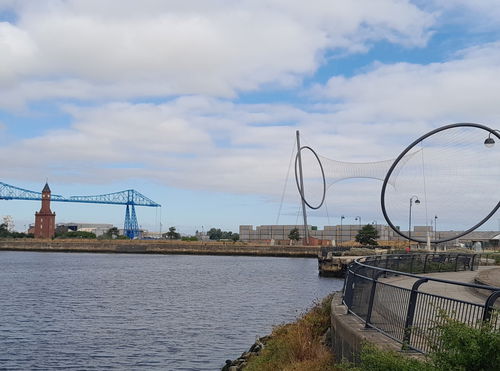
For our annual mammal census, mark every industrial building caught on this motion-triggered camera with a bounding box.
[239,224,500,248]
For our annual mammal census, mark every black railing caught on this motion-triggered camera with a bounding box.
[343,253,500,354]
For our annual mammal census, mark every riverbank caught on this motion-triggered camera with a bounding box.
[223,294,336,371]
[0,239,321,258]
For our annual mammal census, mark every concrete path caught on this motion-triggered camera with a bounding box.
[380,266,500,305]
[476,267,500,288]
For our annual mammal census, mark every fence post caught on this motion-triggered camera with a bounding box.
[423,254,429,273]
[409,254,415,273]
[403,278,428,349]
[483,290,500,321]
[343,263,361,311]
[365,271,384,328]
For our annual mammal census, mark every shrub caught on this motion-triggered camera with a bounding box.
[429,315,500,371]
[341,315,500,371]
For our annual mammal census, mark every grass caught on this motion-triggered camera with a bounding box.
[241,294,500,371]
[244,294,336,371]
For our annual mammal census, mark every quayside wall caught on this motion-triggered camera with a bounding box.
[0,239,320,257]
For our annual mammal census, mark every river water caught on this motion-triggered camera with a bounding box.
[0,251,342,370]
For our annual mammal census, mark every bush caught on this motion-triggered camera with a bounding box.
[56,231,96,239]
[341,315,500,371]
[343,344,432,371]
[429,315,500,371]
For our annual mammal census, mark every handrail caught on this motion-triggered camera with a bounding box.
[355,255,500,292]
[343,253,500,354]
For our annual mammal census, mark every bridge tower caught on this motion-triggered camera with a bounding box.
[34,183,56,238]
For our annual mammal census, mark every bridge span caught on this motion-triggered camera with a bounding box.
[0,182,161,238]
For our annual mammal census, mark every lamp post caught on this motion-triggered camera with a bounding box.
[434,215,438,251]
[355,216,362,242]
[408,195,420,250]
[371,220,378,239]
[340,215,345,246]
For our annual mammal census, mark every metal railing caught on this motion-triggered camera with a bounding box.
[343,253,500,354]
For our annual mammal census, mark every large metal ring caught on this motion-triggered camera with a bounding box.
[381,123,500,244]
[294,146,326,210]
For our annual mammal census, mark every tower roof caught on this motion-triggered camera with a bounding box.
[42,182,51,193]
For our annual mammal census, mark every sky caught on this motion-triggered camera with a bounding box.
[2,0,500,235]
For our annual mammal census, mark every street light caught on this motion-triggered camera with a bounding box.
[355,216,361,228]
[484,133,495,148]
[484,129,500,148]
[371,220,378,238]
[408,195,420,249]
[340,215,345,246]
[434,215,438,251]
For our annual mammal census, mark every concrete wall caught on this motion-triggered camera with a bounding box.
[0,239,321,257]
[330,292,412,363]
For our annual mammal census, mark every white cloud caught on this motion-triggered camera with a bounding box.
[314,42,500,125]
[0,0,435,108]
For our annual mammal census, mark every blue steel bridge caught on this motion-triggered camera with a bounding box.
[0,182,161,239]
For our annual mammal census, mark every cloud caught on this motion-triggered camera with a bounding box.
[313,42,500,125]
[0,0,435,108]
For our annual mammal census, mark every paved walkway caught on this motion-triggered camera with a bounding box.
[477,267,500,287]
[380,266,500,305]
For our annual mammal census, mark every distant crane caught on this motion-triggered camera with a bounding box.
[0,182,161,238]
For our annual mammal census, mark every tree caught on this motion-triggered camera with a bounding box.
[99,227,128,240]
[0,223,10,238]
[288,228,300,242]
[207,228,223,240]
[0,223,33,239]
[355,224,379,246]
[207,228,239,241]
[165,226,180,240]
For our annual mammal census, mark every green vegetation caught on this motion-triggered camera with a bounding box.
[288,227,300,243]
[164,226,181,240]
[243,294,499,371]
[339,344,432,371]
[98,227,128,240]
[481,252,500,265]
[55,230,96,239]
[341,314,500,371]
[0,223,33,238]
[207,228,239,242]
[429,314,500,371]
[181,236,198,241]
[355,224,379,246]
[244,294,335,371]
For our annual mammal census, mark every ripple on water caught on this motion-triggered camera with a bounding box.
[0,251,343,370]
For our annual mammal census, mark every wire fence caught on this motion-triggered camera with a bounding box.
[343,253,500,353]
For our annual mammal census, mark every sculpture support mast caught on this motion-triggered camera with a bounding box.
[296,130,309,245]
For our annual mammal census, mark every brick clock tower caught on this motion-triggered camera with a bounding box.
[34,183,56,239]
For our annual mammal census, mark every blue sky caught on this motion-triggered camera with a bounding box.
[2,0,500,234]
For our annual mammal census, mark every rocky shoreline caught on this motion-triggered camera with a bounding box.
[221,335,270,371]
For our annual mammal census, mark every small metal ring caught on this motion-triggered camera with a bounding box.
[294,146,326,210]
